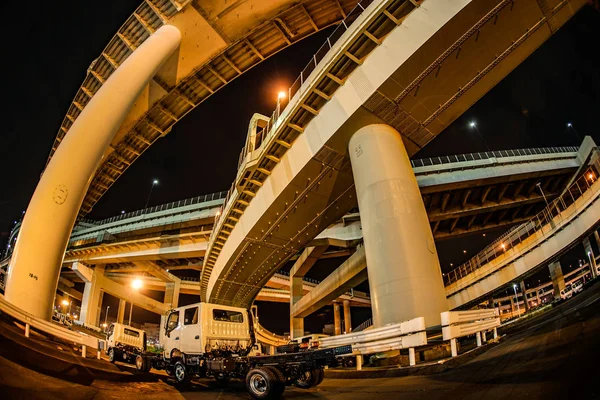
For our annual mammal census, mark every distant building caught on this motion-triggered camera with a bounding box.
[140,323,160,343]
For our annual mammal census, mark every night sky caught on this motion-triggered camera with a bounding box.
[1,2,599,333]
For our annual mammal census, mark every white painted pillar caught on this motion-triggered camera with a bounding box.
[4,25,181,319]
[25,324,30,338]
[493,327,498,339]
[408,348,416,366]
[482,331,487,342]
[356,355,363,371]
[476,332,482,347]
[349,124,448,327]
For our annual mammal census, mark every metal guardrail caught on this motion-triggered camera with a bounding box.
[411,146,578,168]
[441,309,500,357]
[444,157,600,286]
[319,316,426,368]
[0,295,100,358]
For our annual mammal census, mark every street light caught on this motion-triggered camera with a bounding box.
[143,179,159,209]
[277,91,286,101]
[61,299,71,315]
[536,182,549,206]
[467,120,491,152]
[567,122,581,141]
[129,279,143,326]
[513,284,521,317]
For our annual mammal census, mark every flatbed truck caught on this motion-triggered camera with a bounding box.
[134,302,351,399]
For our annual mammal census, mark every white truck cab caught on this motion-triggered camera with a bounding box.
[162,302,251,358]
[106,323,146,364]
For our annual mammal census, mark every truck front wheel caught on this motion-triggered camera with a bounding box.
[108,348,116,363]
[245,368,284,399]
[173,360,190,385]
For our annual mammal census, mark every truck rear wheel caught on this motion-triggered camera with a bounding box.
[245,367,284,399]
[315,367,324,386]
[135,355,151,373]
[294,368,321,388]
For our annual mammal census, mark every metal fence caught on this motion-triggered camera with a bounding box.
[92,191,227,225]
[411,146,578,168]
[444,157,600,286]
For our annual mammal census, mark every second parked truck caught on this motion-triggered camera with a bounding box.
[133,302,350,399]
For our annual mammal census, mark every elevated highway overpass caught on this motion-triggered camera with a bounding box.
[4,0,590,329]
[199,0,587,329]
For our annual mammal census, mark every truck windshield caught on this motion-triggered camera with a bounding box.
[213,309,243,323]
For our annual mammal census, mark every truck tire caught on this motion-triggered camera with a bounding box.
[315,367,325,386]
[263,366,285,394]
[135,355,151,373]
[293,368,320,389]
[173,360,190,385]
[245,367,284,399]
[108,348,116,363]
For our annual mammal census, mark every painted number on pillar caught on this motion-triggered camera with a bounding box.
[29,273,39,281]
[354,145,363,158]
[53,185,69,205]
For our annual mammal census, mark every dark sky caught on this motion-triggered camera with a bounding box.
[1,2,600,332]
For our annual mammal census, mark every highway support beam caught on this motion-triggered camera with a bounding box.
[117,299,126,324]
[289,246,327,339]
[349,124,448,328]
[333,302,341,336]
[4,25,182,319]
[519,281,529,312]
[343,299,352,333]
[583,237,597,279]
[549,261,566,301]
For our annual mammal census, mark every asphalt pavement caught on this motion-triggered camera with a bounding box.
[1,283,600,399]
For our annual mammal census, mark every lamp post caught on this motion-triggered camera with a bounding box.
[513,284,521,317]
[536,182,549,206]
[144,179,159,209]
[61,299,71,315]
[128,279,142,326]
[104,305,110,329]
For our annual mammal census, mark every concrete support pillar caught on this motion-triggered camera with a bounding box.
[356,354,363,371]
[164,279,181,308]
[80,266,104,327]
[333,302,342,336]
[290,276,304,339]
[343,300,352,333]
[549,261,566,300]
[519,281,529,312]
[509,296,515,316]
[4,25,182,320]
[117,299,126,324]
[349,124,448,328]
[583,237,597,279]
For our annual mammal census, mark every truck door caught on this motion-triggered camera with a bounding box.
[163,310,181,356]
[180,306,201,353]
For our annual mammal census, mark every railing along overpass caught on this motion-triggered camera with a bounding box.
[201,0,587,308]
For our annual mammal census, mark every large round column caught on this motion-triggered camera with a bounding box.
[5,25,182,319]
[349,124,448,328]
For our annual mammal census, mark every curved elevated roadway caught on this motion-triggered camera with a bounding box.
[201,0,587,307]
[47,0,360,216]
